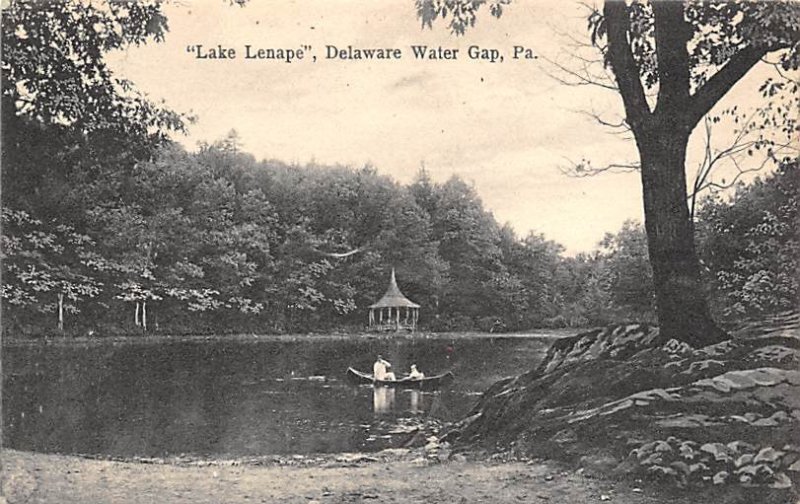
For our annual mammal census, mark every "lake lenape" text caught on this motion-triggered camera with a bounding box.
[186,44,537,64]
[187,44,310,63]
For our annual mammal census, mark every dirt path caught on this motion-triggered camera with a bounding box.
[1,450,767,504]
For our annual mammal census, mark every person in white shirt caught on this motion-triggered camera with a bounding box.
[373,355,392,381]
[408,364,425,380]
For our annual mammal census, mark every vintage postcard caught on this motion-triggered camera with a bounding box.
[2,1,798,503]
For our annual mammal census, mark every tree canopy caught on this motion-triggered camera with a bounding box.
[2,0,184,139]
[2,1,796,337]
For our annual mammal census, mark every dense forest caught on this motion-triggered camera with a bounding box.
[1,0,796,337]
[2,126,797,336]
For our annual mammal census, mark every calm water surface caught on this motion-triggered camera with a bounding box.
[3,335,556,458]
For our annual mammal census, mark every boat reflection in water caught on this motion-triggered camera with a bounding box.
[409,389,422,414]
[373,386,396,414]
[373,387,427,415]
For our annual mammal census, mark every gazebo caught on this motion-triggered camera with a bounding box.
[368,268,420,332]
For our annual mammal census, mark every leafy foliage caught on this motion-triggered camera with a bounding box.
[415,0,511,35]
[2,0,185,140]
[2,1,796,336]
[697,161,799,318]
[1,208,101,320]
[2,134,796,335]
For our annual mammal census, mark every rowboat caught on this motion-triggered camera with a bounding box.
[346,367,454,390]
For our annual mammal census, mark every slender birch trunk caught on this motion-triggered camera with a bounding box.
[58,293,64,332]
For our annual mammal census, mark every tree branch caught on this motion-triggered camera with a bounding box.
[652,1,691,118]
[311,247,365,259]
[569,108,633,138]
[686,45,767,129]
[538,53,619,91]
[559,156,640,177]
[604,1,652,132]
[687,107,798,218]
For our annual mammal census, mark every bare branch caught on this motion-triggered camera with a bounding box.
[687,105,798,218]
[538,53,619,91]
[310,247,365,259]
[761,55,800,83]
[572,108,630,131]
[701,157,770,192]
[568,108,633,140]
[559,156,640,178]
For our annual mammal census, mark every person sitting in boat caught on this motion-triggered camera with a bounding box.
[384,363,397,381]
[373,355,393,381]
[408,364,425,380]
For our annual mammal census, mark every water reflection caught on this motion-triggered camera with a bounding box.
[3,336,553,457]
[372,387,395,415]
[409,389,422,414]
[372,387,427,416]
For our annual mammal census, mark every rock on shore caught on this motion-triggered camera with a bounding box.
[445,313,800,500]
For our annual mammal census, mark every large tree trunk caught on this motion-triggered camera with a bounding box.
[636,126,727,346]
[601,0,751,347]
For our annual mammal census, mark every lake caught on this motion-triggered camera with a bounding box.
[2,333,561,458]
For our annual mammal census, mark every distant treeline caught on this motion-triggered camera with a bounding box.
[2,128,797,336]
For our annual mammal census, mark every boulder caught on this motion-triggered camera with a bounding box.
[445,316,800,491]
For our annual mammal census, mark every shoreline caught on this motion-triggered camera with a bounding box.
[0,328,576,347]
[0,448,752,504]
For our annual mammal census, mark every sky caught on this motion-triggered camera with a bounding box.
[107,0,782,254]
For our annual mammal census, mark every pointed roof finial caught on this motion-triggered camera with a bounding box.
[369,267,420,309]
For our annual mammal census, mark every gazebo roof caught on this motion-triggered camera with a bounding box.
[369,269,420,309]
